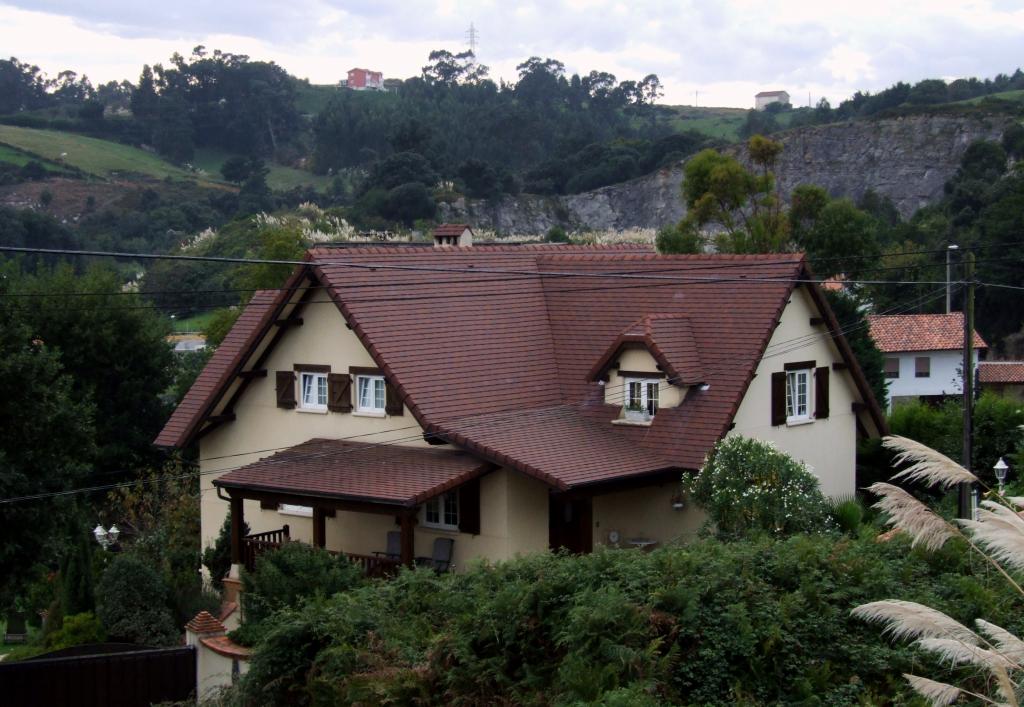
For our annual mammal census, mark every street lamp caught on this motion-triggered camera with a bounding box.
[994,458,1010,494]
[93,523,120,550]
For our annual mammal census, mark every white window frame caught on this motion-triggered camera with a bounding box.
[623,377,660,417]
[785,368,813,424]
[298,371,328,411]
[355,374,386,414]
[422,491,459,531]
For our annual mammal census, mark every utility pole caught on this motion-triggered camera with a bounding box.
[946,244,959,314]
[959,250,976,519]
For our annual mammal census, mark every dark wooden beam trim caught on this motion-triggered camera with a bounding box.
[809,316,825,326]
[559,467,682,499]
[238,369,268,380]
[207,413,236,424]
[214,484,411,516]
[349,366,383,376]
[831,362,848,371]
[617,370,668,379]
[294,363,331,373]
[851,401,866,412]
[784,360,817,371]
[274,317,303,327]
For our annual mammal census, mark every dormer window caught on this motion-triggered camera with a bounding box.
[624,377,660,420]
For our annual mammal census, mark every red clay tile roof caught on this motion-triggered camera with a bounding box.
[214,439,491,505]
[588,313,704,385]
[201,635,251,659]
[159,245,885,490]
[868,313,987,353]
[185,611,226,635]
[155,290,280,447]
[432,223,472,237]
[979,362,1024,384]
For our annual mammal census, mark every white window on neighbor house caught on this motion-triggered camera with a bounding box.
[624,378,660,417]
[915,356,931,378]
[423,491,459,531]
[299,372,328,410]
[785,368,812,423]
[884,357,900,379]
[356,374,386,413]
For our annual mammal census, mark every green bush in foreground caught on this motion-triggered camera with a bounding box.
[683,435,833,538]
[231,533,1022,706]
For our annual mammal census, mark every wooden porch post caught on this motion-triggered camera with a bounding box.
[399,512,415,567]
[229,495,244,566]
[312,507,326,548]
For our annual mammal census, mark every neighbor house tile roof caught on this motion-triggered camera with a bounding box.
[185,611,226,635]
[214,438,490,505]
[867,313,987,353]
[979,361,1024,384]
[432,223,472,237]
[159,243,884,492]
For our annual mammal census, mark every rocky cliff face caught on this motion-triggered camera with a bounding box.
[439,114,1014,235]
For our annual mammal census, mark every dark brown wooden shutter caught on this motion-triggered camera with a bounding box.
[457,477,481,535]
[385,379,404,416]
[815,366,830,419]
[328,373,352,412]
[771,371,786,426]
[275,371,296,409]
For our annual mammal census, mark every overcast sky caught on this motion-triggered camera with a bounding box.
[2,0,1023,108]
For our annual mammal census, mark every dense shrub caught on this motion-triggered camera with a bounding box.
[240,542,364,628]
[683,436,833,538]
[232,533,1023,705]
[46,612,105,650]
[95,555,178,646]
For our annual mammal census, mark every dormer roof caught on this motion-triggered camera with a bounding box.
[588,313,704,385]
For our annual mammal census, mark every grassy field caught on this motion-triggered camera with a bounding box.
[171,310,220,333]
[192,147,331,191]
[0,143,63,171]
[664,105,750,142]
[0,125,198,180]
[294,83,344,115]
[954,89,1024,105]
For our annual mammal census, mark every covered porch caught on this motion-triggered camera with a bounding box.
[211,438,491,578]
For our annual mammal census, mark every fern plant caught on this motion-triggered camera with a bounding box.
[853,435,1024,705]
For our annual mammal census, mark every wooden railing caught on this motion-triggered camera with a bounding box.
[242,525,290,571]
[339,552,403,579]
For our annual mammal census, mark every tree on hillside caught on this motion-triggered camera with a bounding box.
[220,155,254,183]
[0,57,52,114]
[422,50,489,86]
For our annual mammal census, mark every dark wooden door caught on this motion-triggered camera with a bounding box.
[549,496,593,554]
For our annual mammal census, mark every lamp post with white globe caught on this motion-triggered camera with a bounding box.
[994,458,1010,495]
[92,523,120,550]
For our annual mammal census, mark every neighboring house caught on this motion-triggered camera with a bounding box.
[168,334,207,353]
[345,68,384,91]
[868,312,987,408]
[431,223,473,246]
[157,238,885,579]
[755,90,790,110]
[979,361,1024,400]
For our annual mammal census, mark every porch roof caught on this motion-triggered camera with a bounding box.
[213,438,490,507]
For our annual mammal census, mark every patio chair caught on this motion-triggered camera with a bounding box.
[372,531,401,561]
[4,612,27,644]
[415,537,454,573]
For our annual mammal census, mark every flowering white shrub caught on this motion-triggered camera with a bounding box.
[683,435,832,538]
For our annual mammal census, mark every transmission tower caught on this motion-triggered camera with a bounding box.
[466,22,479,55]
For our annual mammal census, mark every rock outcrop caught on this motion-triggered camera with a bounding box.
[439,114,1014,235]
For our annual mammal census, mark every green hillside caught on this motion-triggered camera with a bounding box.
[0,124,195,179]
[954,89,1024,105]
[192,147,332,191]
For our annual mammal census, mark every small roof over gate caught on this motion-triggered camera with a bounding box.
[213,438,490,506]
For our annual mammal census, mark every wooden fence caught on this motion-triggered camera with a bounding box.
[0,644,195,707]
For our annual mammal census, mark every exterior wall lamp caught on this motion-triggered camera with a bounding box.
[93,523,120,550]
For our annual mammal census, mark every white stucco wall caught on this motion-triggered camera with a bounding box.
[885,349,980,403]
[730,286,873,498]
